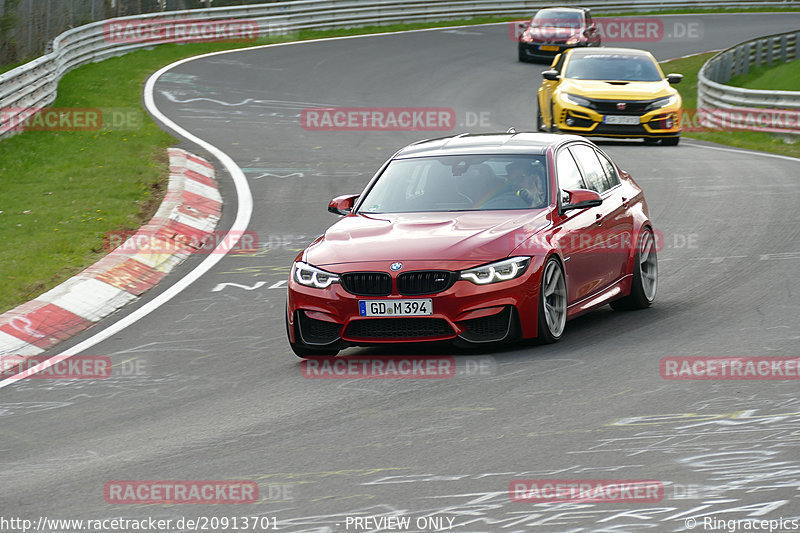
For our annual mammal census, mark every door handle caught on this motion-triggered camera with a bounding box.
[595,213,603,225]
[621,196,629,208]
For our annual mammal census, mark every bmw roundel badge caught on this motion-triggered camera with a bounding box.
[390,262,403,271]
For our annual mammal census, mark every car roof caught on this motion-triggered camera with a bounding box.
[394,132,587,158]
[536,7,588,13]
[566,47,654,58]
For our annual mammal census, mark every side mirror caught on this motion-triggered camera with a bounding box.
[561,189,602,213]
[542,69,560,81]
[328,194,359,215]
[667,73,683,85]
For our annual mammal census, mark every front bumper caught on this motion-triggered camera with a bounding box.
[552,101,682,138]
[519,41,582,61]
[287,259,544,348]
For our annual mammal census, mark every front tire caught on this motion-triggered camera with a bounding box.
[536,104,545,132]
[661,135,680,146]
[548,103,557,132]
[611,228,658,310]
[537,257,567,343]
[518,44,528,62]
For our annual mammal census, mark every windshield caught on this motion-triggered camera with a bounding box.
[564,54,663,81]
[532,10,582,29]
[357,155,549,213]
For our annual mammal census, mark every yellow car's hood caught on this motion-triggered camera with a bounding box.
[560,79,676,100]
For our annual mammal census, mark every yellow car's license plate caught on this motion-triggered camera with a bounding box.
[604,115,641,125]
[539,45,559,51]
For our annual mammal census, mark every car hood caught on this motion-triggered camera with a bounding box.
[305,210,551,267]
[559,79,675,100]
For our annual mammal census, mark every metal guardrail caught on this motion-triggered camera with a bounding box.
[698,29,800,134]
[2,0,800,139]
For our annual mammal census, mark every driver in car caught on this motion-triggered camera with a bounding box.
[506,160,547,207]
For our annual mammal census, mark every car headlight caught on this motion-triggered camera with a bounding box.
[460,257,531,285]
[293,261,339,289]
[562,93,592,108]
[566,35,581,45]
[646,95,678,111]
[521,29,534,43]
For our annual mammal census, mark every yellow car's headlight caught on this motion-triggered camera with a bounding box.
[646,95,679,111]
[562,93,592,108]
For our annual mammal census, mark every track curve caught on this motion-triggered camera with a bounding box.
[2,13,800,532]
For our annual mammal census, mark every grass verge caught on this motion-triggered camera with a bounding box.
[727,57,800,91]
[660,52,800,157]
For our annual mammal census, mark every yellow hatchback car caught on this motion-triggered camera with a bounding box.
[537,47,683,145]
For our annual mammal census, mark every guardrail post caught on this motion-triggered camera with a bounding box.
[722,52,732,82]
[780,34,787,63]
[767,35,775,65]
[755,39,763,67]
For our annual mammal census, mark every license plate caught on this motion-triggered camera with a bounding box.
[603,115,640,125]
[539,45,559,51]
[359,299,432,317]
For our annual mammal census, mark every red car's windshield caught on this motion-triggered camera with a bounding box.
[357,155,549,213]
[532,10,583,29]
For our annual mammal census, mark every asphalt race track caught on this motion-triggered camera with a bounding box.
[2,13,800,533]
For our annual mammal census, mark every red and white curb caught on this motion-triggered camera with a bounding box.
[0,148,221,361]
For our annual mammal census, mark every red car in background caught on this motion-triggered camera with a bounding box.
[286,132,657,358]
[518,7,602,63]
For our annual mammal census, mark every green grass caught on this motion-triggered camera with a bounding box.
[727,58,800,91]
[660,53,800,157]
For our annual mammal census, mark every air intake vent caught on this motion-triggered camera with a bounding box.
[340,272,392,296]
[397,271,455,295]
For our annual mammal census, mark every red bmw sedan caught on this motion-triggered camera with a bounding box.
[286,132,657,357]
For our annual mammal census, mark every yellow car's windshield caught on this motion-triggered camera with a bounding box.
[565,54,662,82]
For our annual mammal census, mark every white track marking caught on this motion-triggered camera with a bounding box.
[210,281,268,292]
[685,141,800,163]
